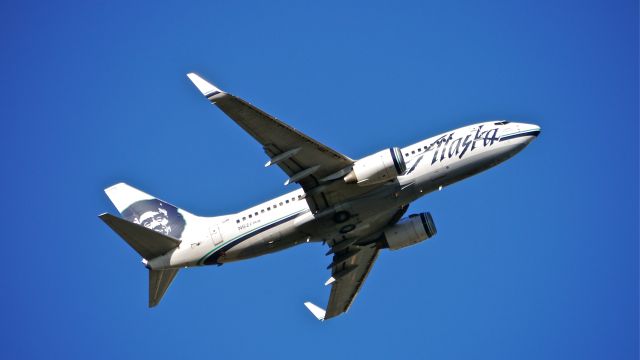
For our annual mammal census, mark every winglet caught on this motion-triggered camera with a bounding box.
[304,302,326,321]
[187,73,224,100]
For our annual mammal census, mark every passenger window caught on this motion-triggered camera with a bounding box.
[267,207,271,211]
[248,214,252,218]
[261,209,265,213]
[242,217,246,221]
[279,202,283,206]
[236,219,240,223]
[254,212,258,216]
[286,200,289,204]
[273,205,277,208]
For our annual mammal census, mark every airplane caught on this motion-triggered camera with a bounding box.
[99,73,541,321]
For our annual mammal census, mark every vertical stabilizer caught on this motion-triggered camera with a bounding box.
[105,182,155,213]
[104,183,191,240]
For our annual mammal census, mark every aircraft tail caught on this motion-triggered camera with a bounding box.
[99,213,181,307]
[100,182,191,307]
[103,182,190,241]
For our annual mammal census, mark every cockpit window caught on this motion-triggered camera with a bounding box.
[494,121,511,125]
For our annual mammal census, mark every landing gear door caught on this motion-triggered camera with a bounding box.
[209,225,223,246]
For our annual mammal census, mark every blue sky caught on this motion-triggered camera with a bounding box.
[1,0,637,359]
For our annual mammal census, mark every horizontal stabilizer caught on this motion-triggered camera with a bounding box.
[149,268,179,307]
[304,302,326,321]
[99,213,180,260]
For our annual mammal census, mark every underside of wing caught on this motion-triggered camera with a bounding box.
[305,206,409,321]
[187,73,358,213]
[323,243,380,320]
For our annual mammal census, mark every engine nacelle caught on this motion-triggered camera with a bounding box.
[344,147,406,186]
[383,212,437,250]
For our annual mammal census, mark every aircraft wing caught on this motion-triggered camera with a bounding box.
[188,73,354,212]
[306,243,380,320]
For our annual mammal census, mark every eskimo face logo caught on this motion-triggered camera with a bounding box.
[122,199,186,239]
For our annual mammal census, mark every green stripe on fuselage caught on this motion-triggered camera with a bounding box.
[197,210,307,265]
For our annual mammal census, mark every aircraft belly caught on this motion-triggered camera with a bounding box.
[302,186,407,246]
[220,220,310,262]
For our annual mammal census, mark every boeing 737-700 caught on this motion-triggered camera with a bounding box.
[100,73,540,320]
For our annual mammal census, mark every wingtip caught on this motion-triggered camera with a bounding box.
[304,301,326,321]
[187,72,223,97]
[324,276,336,286]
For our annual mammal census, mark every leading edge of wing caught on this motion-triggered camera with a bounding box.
[185,72,353,165]
[186,72,355,213]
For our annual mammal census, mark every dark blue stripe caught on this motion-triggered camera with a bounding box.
[206,91,221,98]
[202,211,305,265]
[499,130,540,142]
[390,148,402,174]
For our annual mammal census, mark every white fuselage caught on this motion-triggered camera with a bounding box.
[147,121,540,270]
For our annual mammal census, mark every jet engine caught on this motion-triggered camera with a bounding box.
[344,147,406,186]
[383,212,437,250]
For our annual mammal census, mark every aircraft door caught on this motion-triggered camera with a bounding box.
[209,225,223,246]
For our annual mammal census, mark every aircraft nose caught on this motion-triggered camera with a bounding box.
[499,122,541,148]
[519,123,541,140]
